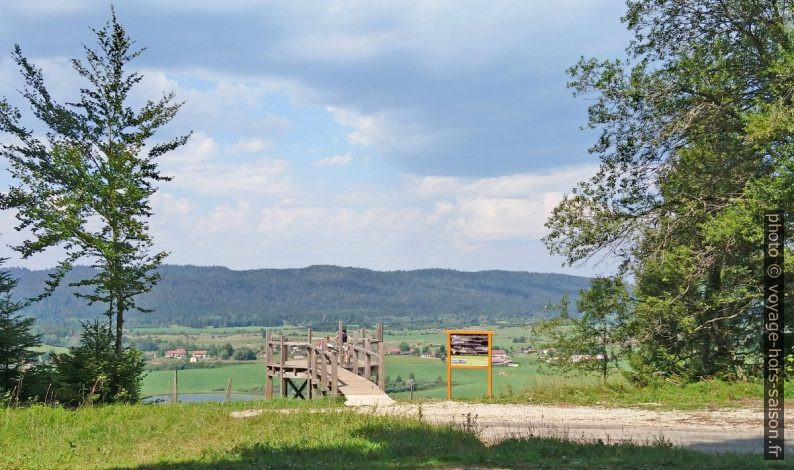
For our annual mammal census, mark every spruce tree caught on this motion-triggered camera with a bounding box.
[0,10,189,361]
[0,261,40,394]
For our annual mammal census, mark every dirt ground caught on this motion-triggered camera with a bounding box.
[365,402,789,455]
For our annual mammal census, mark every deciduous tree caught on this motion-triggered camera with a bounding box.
[544,0,794,379]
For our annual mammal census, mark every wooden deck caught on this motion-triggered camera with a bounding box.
[265,322,394,406]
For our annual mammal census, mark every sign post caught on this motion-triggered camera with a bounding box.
[445,330,494,400]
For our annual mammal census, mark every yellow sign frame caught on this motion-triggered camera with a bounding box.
[445,329,494,399]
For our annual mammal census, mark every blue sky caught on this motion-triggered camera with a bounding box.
[0,1,630,275]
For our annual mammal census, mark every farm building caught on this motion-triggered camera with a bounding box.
[165,348,187,359]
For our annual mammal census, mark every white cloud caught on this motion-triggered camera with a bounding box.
[325,106,437,152]
[196,201,253,234]
[151,192,193,216]
[313,152,352,167]
[228,137,271,154]
[158,132,293,196]
[169,159,292,195]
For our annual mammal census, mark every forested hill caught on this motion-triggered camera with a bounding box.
[8,265,590,328]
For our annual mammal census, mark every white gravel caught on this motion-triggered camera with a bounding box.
[358,401,788,454]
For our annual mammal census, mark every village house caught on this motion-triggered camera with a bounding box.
[189,350,208,362]
[491,349,508,359]
[165,348,187,359]
[490,349,516,366]
[386,347,402,355]
[570,354,607,363]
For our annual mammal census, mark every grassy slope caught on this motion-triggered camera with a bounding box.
[1,402,785,469]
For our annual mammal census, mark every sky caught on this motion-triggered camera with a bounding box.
[0,1,630,275]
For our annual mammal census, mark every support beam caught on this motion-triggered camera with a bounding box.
[338,320,344,367]
[377,323,385,391]
[265,330,273,399]
[279,334,286,398]
[331,351,338,396]
[365,338,372,381]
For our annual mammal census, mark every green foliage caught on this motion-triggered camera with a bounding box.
[210,343,235,360]
[544,0,794,380]
[0,10,188,357]
[52,320,145,406]
[232,347,256,361]
[0,261,39,394]
[533,278,631,382]
[9,265,591,329]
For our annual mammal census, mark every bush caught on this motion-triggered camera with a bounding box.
[233,347,256,361]
[52,321,145,406]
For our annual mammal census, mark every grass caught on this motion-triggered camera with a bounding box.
[491,377,790,410]
[386,354,578,400]
[133,324,783,410]
[30,344,69,354]
[142,363,267,396]
[1,401,787,469]
[141,354,783,410]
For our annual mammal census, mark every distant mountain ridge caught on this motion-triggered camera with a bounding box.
[8,264,590,328]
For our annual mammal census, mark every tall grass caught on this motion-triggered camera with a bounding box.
[0,401,786,469]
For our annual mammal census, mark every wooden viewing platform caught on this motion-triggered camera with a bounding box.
[265,321,394,406]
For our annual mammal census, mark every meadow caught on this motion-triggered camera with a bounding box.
[135,324,792,409]
[1,401,785,469]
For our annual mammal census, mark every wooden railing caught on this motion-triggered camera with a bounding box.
[264,321,385,399]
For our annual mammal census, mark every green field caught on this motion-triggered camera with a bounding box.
[136,324,781,409]
[143,363,267,396]
[129,324,533,351]
[384,354,583,400]
[1,402,784,469]
[140,353,595,400]
[30,344,69,354]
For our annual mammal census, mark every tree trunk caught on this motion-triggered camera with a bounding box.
[700,263,722,377]
[115,297,123,357]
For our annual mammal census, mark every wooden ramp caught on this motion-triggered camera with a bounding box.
[265,322,395,407]
[336,365,395,406]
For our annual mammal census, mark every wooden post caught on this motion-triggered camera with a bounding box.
[365,338,372,381]
[446,332,452,400]
[307,328,313,399]
[331,351,338,396]
[265,330,273,399]
[279,334,286,398]
[337,320,344,367]
[225,377,232,402]
[352,331,359,375]
[172,369,178,404]
[376,323,385,391]
[320,339,328,390]
[487,333,493,399]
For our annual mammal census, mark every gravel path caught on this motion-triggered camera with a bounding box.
[363,402,789,454]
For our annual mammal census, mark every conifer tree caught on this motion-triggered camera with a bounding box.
[0,10,189,361]
[0,261,40,394]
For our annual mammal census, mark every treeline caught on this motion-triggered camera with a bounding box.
[9,265,590,329]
